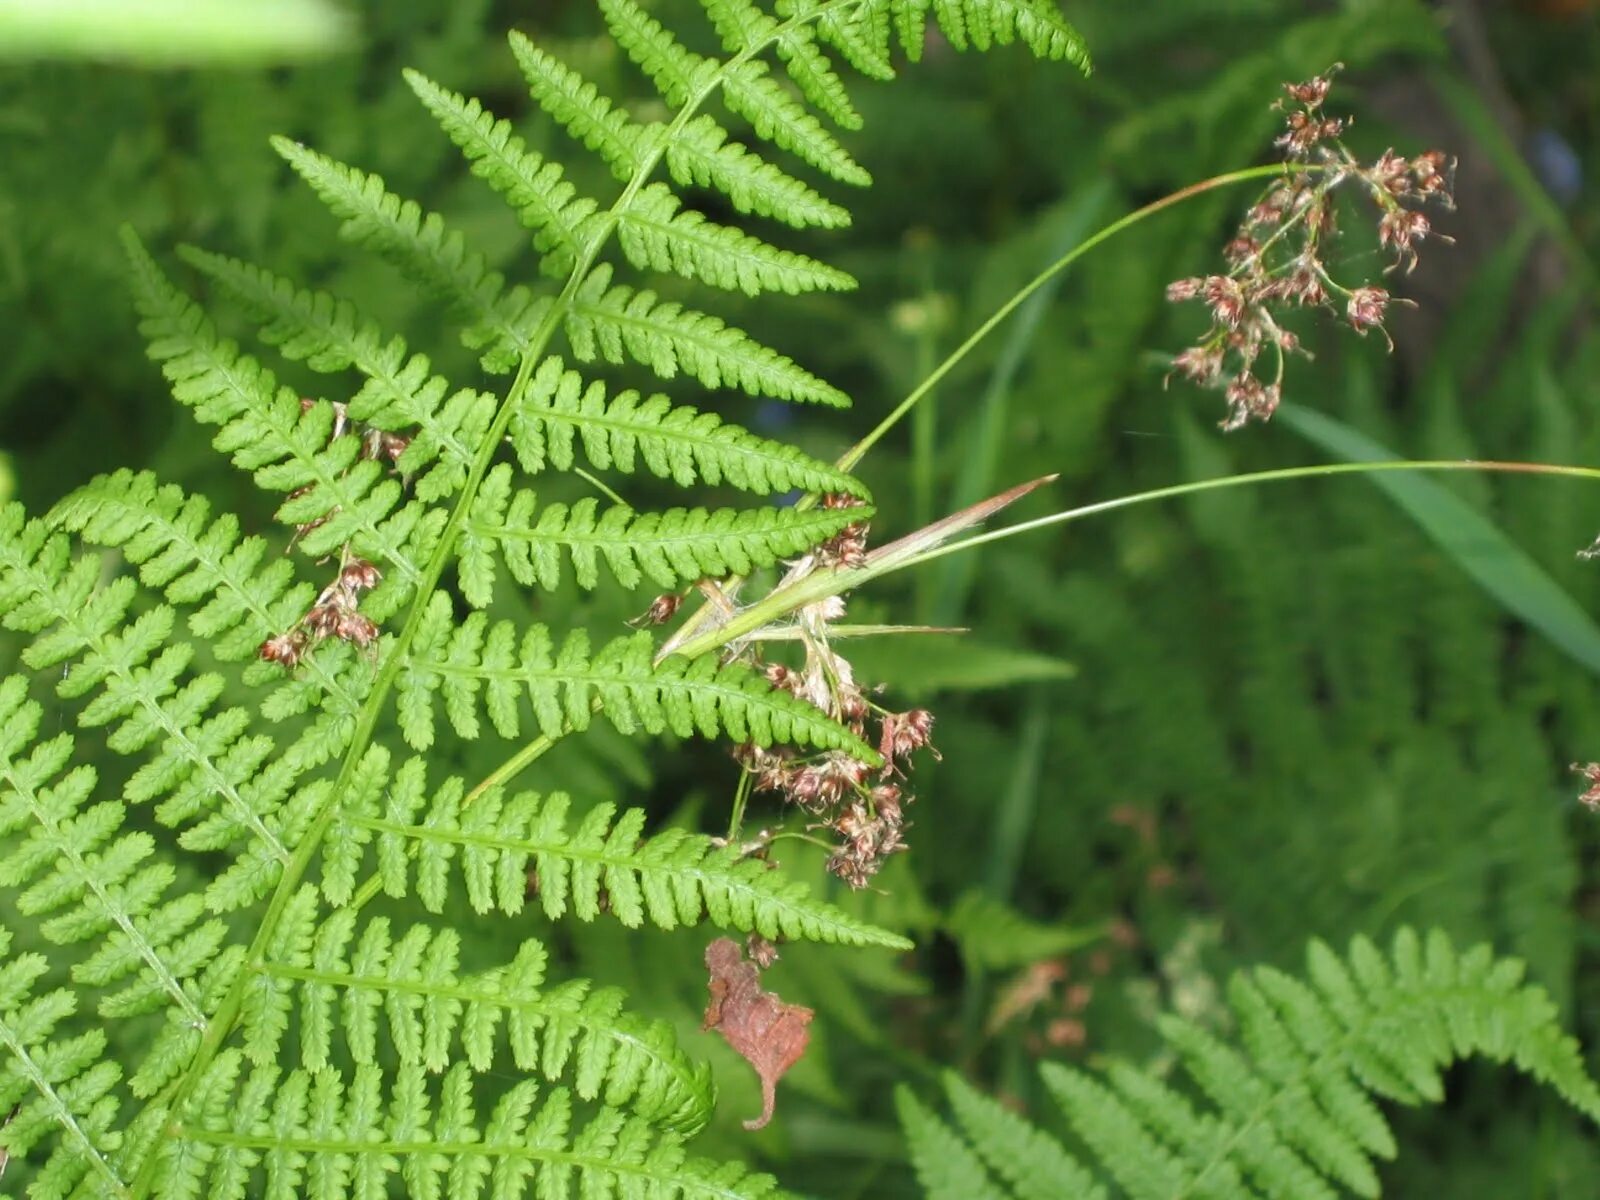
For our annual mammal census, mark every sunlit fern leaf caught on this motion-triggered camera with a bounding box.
[400,595,880,759]
[569,263,848,405]
[271,136,543,372]
[457,461,867,603]
[154,1057,784,1200]
[874,0,1092,64]
[507,28,654,182]
[0,681,223,1097]
[402,68,602,281]
[600,0,711,111]
[802,0,898,82]
[120,229,438,585]
[721,58,871,184]
[667,114,851,229]
[175,248,493,503]
[509,357,869,497]
[0,504,304,913]
[0,929,132,1197]
[619,182,856,296]
[324,749,911,950]
[252,890,715,1131]
[900,929,1600,1200]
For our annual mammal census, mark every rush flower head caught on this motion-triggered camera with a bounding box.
[1164,68,1454,430]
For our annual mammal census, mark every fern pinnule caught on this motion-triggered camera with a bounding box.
[401,595,880,758]
[324,750,909,950]
[459,461,871,603]
[175,248,492,502]
[901,928,1600,1200]
[509,357,868,497]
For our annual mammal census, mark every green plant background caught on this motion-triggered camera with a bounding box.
[3,0,1598,1194]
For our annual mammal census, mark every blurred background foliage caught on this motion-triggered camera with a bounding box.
[3,0,1599,1194]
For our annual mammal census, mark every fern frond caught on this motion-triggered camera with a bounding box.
[508,29,655,182]
[401,594,880,759]
[600,0,713,111]
[326,750,909,950]
[569,264,847,405]
[121,228,436,582]
[458,462,867,603]
[721,57,871,185]
[0,929,131,1197]
[0,503,305,912]
[156,1057,783,1200]
[900,928,1600,1200]
[271,136,542,372]
[176,248,493,503]
[253,889,715,1131]
[509,357,868,497]
[620,182,856,296]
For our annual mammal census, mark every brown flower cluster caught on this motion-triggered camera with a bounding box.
[259,397,407,669]
[1574,763,1600,810]
[732,498,937,889]
[258,554,382,668]
[1167,66,1455,431]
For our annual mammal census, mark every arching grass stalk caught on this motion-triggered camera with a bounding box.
[670,459,1600,661]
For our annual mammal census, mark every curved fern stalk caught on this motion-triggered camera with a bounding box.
[458,462,871,603]
[898,928,1600,1200]
[248,887,716,1132]
[322,749,910,951]
[509,356,868,497]
[399,595,883,758]
[175,248,493,504]
[154,1057,782,1200]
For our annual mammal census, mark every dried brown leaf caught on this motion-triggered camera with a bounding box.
[702,938,814,1130]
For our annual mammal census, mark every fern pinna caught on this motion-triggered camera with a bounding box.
[0,1,1090,1196]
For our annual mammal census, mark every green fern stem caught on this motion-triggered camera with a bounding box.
[121,6,896,1190]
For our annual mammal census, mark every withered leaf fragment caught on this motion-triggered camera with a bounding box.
[702,938,814,1130]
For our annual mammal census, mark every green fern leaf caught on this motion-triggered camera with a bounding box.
[509,356,868,497]
[600,0,713,110]
[328,750,908,950]
[721,57,871,185]
[176,248,493,502]
[459,461,868,603]
[620,181,856,296]
[401,594,879,760]
[901,928,1600,1200]
[668,114,852,229]
[569,263,848,405]
[271,136,542,372]
[508,29,654,182]
[256,895,716,1131]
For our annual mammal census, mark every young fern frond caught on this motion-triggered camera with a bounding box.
[400,594,882,757]
[459,462,869,602]
[508,357,868,496]
[322,751,911,949]
[899,928,1600,1200]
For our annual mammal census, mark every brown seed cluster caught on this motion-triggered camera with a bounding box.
[258,554,382,669]
[732,497,936,889]
[1166,66,1455,431]
[260,396,408,669]
[1574,763,1600,810]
